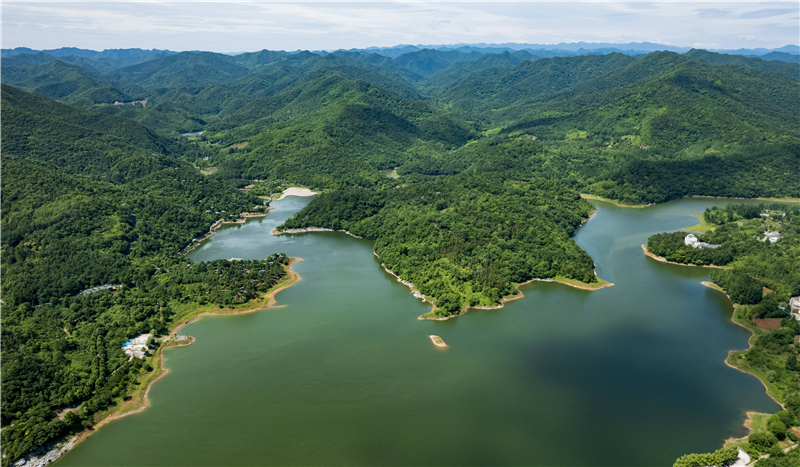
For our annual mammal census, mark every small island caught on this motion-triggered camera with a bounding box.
[429,335,447,347]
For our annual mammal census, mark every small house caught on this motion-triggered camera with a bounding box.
[762,231,782,243]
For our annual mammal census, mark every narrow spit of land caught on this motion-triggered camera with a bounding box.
[641,244,725,269]
[580,194,653,208]
[417,275,614,321]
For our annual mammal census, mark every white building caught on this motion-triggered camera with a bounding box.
[684,233,721,249]
[762,231,782,243]
[790,297,800,320]
[122,334,152,359]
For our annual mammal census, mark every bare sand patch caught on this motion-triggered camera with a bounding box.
[277,187,319,200]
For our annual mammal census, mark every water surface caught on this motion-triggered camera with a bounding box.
[58,196,778,466]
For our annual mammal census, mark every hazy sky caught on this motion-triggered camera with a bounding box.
[2,2,798,52]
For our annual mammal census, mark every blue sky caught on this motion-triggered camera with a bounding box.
[2,2,798,52]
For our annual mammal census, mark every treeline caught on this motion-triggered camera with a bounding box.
[703,203,770,225]
[280,173,596,316]
[589,144,800,205]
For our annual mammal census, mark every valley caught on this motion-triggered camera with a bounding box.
[2,43,799,466]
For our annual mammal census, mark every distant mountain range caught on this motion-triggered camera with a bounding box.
[4,43,798,61]
[321,42,800,58]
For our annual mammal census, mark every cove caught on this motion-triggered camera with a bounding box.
[56,196,779,466]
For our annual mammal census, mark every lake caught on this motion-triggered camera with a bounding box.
[57,196,779,466]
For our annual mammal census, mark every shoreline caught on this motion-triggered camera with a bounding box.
[582,194,800,210]
[271,226,364,239]
[50,258,303,463]
[182,210,272,256]
[580,194,653,209]
[689,195,800,204]
[701,278,786,416]
[417,273,614,321]
[724,412,770,448]
[641,244,725,269]
[429,335,447,347]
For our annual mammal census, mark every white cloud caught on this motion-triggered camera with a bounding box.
[1,2,797,52]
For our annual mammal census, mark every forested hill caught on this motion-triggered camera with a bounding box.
[1,60,145,106]
[2,84,181,182]
[103,51,252,88]
[1,85,262,305]
[1,86,271,465]
[208,75,473,188]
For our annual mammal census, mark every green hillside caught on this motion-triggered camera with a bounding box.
[437,53,636,118]
[1,61,141,106]
[686,48,800,80]
[1,84,185,182]
[421,50,538,94]
[505,58,800,148]
[211,75,473,187]
[1,87,268,465]
[104,51,251,88]
[1,52,117,74]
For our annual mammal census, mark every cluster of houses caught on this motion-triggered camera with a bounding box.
[791,297,800,321]
[686,230,783,249]
[113,98,147,107]
[684,234,721,249]
[121,334,152,359]
[761,230,782,243]
[78,284,115,296]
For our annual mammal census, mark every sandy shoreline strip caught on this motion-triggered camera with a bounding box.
[276,187,319,200]
[641,244,725,269]
[580,194,653,209]
[56,258,303,461]
[271,227,363,239]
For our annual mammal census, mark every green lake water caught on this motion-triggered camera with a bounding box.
[57,196,779,466]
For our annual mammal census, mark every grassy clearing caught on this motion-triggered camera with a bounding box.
[684,214,717,233]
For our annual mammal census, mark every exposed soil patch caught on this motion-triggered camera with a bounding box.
[751,318,782,330]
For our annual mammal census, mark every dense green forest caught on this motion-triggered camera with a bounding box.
[0,87,283,465]
[2,43,800,464]
[278,175,596,315]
